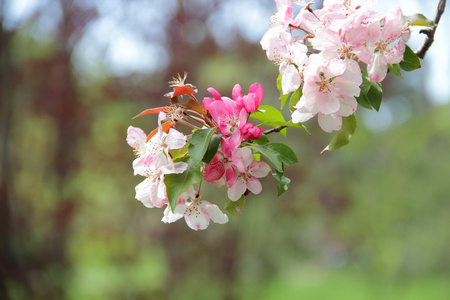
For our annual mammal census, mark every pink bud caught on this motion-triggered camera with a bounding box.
[240,123,263,141]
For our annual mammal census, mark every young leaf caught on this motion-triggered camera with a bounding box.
[289,88,302,110]
[277,74,292,109]
[252,143,298,173]
[165,158,202,212]
[403,14,435,27]
[250,105,286,124]
[188,128,216,163]
[321,114,357,153]
[400,45,421,72]
[225,195,245,216]
[203,133,222,164]
[272,171,291,197]
[388,63,403,78]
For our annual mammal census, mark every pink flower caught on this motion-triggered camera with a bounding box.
[270,0,295,29]
[240,123,263,141]
[292,54,361,132]
[203,152,227,185]
[202,87,222,111]
[232,83,264,113]
[302,55,361,115]
[358,7,406,82]
[207,96,248,136]
[205,90,249,152]
[162,186,229,230]
[226,147,271,201]
[260,27,308,94]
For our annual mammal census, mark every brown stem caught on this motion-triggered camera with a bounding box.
[415,0,447,59]
[264,126,287,135]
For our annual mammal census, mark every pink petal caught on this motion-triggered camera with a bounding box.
[227,177,246,201]
[248,161,271,178]
[246,177,263,195]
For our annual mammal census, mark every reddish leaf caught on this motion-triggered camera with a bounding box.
[132,107,172,119]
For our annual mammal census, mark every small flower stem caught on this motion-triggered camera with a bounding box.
[178,119,201,130]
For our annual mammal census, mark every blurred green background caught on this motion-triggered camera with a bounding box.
[1,0,450,299]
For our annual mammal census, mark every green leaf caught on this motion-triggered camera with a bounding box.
[321,114,357,153]
[252,143,298,173]
[225,195,245,216]
[258,120,308,132]
[358,72,383,111]
[366,79,382,112]
[356,74,374,110]
[388,63,403,78]
[400,45,421,72]
[253,134,269,145]
[203,133,222,164]
[170,147,188,160]
[403,13,435,27]
[356,93,373,110]
[272,171,291,197]
[277,74,291,110]
[250,105,286,124]
[188,128,216,163]
[165,158,202,212]
[289,88,302,110]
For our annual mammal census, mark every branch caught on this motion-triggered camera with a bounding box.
[415,0,447,59]
[264,126,287,135]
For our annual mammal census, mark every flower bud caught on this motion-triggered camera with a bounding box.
[241,123,263,141]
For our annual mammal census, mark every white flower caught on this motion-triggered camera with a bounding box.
[133,153,188,208]
[162,187,229,231]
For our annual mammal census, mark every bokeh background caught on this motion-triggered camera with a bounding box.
[1,0,450,299]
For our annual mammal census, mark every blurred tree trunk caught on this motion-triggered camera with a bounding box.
[0,0,96,298]
[0,2,34,298]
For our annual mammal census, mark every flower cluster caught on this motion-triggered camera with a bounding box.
[127,74,272,230]
[126,0,431,231]
[261,0,411,132]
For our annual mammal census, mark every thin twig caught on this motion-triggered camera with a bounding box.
[264,126,287,135]
[415,0,447,59]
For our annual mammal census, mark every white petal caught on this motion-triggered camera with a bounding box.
[318,113,343,132]
[161,204,187,223]
[166,129,187,149]
[200,201,229,224]
[126,126,147,156]
[292,99,316,123]
[135,179,156,208]
[161,161,188,175]
[184,206,210,231]
[280,64,301,94]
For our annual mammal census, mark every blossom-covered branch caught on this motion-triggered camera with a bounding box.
[126,0,438,231]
